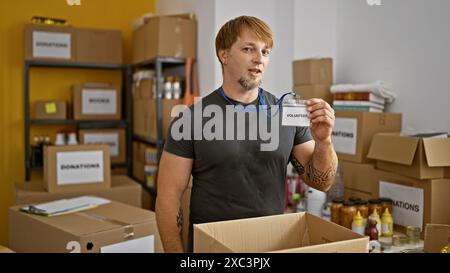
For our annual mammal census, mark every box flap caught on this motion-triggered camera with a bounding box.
[193,225,234,253]
[367,133,419,165]
[194,213,304,253]
[11,201,154,236]
[424,224,450,253]
[423,138,450,167]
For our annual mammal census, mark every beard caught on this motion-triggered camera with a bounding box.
[238,77,262,91]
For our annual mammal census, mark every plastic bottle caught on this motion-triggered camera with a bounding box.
[164,76,173,100]
[365,216,379,241]
[307,188,327,217]
[172,77,182,99]
[381,208,394,237]
[440,235,450,253]
[292,193,300,213]
[55,131,66,145]
[67,131,78,145]
[351,211,365,236]
[369,209,382,237]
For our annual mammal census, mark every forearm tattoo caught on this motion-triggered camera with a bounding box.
[176,207,183,230]
[290,154,305,175]
[306,160,336,189]
[290,154,337,189]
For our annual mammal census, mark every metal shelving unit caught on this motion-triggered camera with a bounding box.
[130,57,187,194]
[24,60,132,181]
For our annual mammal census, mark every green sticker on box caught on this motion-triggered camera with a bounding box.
[45,103,57,114]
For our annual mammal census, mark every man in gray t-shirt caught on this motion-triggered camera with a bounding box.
[155,16,338,253]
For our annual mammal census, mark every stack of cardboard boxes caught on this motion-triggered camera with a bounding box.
[10,144,163,253]
[366,133,450,235]
[337,114,450,237]
[292,58,333,104]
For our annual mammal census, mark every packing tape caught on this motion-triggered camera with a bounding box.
[78,212,135,240]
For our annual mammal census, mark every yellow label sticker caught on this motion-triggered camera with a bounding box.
[45,103,57,114]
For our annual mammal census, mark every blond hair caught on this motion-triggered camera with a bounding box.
[215,16,273,65]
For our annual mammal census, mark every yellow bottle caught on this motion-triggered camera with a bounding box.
[370,209,382,237]
[381,208,394,237]
[351,211,365,236]
[440,235,450,253]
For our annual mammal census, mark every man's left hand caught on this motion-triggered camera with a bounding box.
[306,98,335,143]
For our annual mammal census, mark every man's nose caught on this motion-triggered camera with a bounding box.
[252,51,263,64]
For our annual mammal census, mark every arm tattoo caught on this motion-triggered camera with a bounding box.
[290,154,305,175]
[290,154,337,189]
[176,207,183,230]
[306,160,336,189]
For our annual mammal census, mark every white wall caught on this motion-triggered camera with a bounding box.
[293,0,337,61]
[335,0,450,133]
[157,0,294,97]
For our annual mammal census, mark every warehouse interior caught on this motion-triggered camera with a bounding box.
[0,0,449,255]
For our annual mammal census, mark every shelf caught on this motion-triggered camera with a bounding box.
[31,119,128,128]
[132,176,157,196]
[131,57,186,68]
[132,135,162,146]
[25,60,125,70]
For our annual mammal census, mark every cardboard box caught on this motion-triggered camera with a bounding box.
[424,224,450,253]
[133,98,183,140]
[15,175,141,208]
[367,133,450,179]
[111,167,128,176]
[24,24,76,62]
[341,161,378,199]
[293,58,333,85]
[132,14,197,63]
[43,144,111,193]
[332,112,402,163]
[35,101,68,120]
[132,25,146,64]
[73,83,121,120]
[194,213,368,253]
[293,84,332,104]
[9,201,163,253]
[0,245,14,253]
[133,78,154,100]
[374,168,450,234]
[79,129,126,164]
[75,28,122,64]
[132,142,158,188]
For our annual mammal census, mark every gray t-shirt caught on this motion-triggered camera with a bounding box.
[164,88,312,251]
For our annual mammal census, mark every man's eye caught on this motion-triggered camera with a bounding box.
[243,47,252,52]
[262,50,271,56]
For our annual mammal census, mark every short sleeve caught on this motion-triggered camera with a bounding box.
[293,126,313,145]
[163,110,194,159]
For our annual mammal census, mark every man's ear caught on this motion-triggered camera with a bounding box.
[219,49,228,65]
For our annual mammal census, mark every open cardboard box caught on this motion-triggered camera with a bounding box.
[333,112,402,163]
[194,212,369,253]
[0,245,14,253]
[424,224,450,253]
[368,133,450,179]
